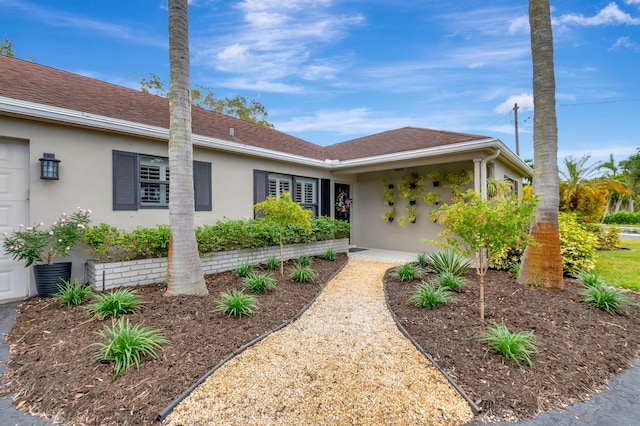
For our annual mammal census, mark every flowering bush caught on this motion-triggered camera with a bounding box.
[2,207,91,267]
[335,191,352,213]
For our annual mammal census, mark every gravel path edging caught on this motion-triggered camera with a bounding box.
[156,259,348,422]
[383,276,483,416]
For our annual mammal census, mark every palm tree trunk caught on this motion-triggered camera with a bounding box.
[518,0,563,289]
[165,0,208,296]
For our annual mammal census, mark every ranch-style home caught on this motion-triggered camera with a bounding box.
[0,55,532,302]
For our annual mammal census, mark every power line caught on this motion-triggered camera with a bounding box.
[559,98,640,107]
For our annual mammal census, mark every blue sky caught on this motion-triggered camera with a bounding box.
[1,0,639,165]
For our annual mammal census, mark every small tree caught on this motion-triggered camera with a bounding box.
[254,192,312,276]
[430,190,537,319]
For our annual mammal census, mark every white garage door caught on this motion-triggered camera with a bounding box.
[0,140,29,302]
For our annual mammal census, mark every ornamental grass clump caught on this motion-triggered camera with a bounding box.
[86,288,146,319]
[582,285,631,315]
[265,256,279,271]
[289,264,317,283]
[409,281,456,309]
[479,323,538,368]
[234,262,254,279]
[298,255,312,267]
[435,271,467,292]
[93,317,168,379]
[575,270,605,288]
[423,249,471,276]
[217,289,258,317]
[322,248,336,261]
[54,279,93,307]
[393,263,423,282]
[242,272,276,294]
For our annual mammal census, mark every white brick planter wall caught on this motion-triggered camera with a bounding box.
[86,239,349,292]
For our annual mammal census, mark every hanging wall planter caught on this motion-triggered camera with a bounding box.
[382,179,395,206]
[382,207,396,223]
[33,262,72,297]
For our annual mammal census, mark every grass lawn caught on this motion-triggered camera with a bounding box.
[594,239,640,291]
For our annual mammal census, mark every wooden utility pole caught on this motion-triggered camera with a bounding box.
[513,103,520,156]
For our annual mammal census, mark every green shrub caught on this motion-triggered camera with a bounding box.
[559,213,599,274]
[82,224,135,262]
[289,264,318,283]
[424,249,471,276]
[409,281,455,309]
[603,211,640,225]
[129,225,170,258]
[93,317,168,379]
[86,288,146,319]
[417,253,429,267]
[298,256,312,267]
[490,245,526,271]
[264,256,279,271]
[322,248,336,261]
[479,323,537,368]
[217,289,258,317]
[242,272,276,294]
[582,285,631,314]
[434,271,466,292]
[54,279,93,306]
[600,226,621,250]
[234,262,254,279]
[393,263,424,282]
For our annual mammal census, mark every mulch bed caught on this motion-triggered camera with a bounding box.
[0,254,347,425]
[385,267,640,421]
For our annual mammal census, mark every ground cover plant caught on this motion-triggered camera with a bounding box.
[1,254,347,425]
[393,262,423,282]
[86,288,146,319]
[54,279,93,307]
[409,281,455,309]
[217,289,258,317]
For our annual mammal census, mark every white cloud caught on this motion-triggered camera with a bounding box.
[557,3,640,26]
[610,36,639,50]
[625,0,640,5]
[214,77,305,93]
[494,93,534,114]
[508,15,529,34]
[276,108,413,134]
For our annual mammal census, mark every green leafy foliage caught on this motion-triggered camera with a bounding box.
[298,256,312,267]
[86,288,146,319]
[84,217,349,262]
[479,323,538,368]
[54,279,93,307]
[409,281,456,309]
[289,264,318,283]
[234,262,255,279]
[604,212,640,225]
[217,289,258,317]
[417,253,429,267]
[93,317,168,379]
[322,248,336,261]
[582,285,631,314]
[393,263,424,282]
[242,272,276,294]
[434,271,466,292]
[3,207,91,267]
[423,249,471,276]
[559,213,599,273]
[508,262,521,279]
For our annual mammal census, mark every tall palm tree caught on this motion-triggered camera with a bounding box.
[165,0,208,296]
[518,0,563,289]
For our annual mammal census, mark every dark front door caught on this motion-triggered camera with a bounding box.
[334,183,351,223]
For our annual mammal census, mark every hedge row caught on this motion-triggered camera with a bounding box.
[603,212,640,225]
[83,217,350,262]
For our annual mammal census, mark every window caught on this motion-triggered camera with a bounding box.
[505,175,519,196]
[139,155,170,207]
[113,150,212,211]
[268,174,292,199]
[254,170,326,217]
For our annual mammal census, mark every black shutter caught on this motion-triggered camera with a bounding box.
[320,179,331,217]
[193,161,212,211]
[113,150,138,210]
[253,170,269,218]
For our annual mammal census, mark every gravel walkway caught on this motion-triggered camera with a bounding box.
[165,257,473,425]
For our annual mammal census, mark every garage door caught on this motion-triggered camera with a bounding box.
[0,140,29,302]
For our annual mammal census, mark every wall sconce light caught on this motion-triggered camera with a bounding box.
[39,153,60,180]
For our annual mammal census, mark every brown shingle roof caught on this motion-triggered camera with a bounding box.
[324,127,491,161]
[0,55,492,162]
